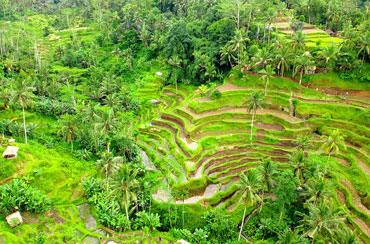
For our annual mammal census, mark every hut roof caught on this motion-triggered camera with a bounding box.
[2,146,19,157]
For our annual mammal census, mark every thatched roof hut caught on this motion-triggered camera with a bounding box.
[2,146,19,159]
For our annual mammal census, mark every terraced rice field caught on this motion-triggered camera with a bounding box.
[272,18,343,47]
[136,74,370,242]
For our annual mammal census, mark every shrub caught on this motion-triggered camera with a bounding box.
[0,179,51,215]
[134,211,161,232]
[210,90,221,100]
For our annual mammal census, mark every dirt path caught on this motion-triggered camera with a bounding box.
[292,96,369,108]
[182,107,303,123]
[334,156,351,167]
[355,156,370,177]
[353,217,370,237]
[340,180,370,216]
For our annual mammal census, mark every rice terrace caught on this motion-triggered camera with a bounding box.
[0,0,370,244]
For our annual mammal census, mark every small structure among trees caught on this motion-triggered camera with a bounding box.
[2,146,19,159]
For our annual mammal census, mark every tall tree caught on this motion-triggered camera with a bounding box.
[321,129,346,162]
[258,65,276,95]
[275,46,293,77]
[258,157,278,193]
[229,29,249,65]
[294,55,314,85]
[299,202,345,244]
[58,114,78,152]
[319,45,339,71]
[109,164,139,221]
[10,79,35,144]
[244,91,264,141]
[236,169,262,241]
[168,55,182,94]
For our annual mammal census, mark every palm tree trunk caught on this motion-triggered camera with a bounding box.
[250,111,255,141]
[300,70,303,85]
[125,204,129,221]
[278,203,284,224]
[238,206,247,241]
[22,105,27,144]
[182,198,185,229]
[264,79,268,95]
[71,140,73,153]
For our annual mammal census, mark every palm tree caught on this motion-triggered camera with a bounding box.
[294,55,314,85]
[229,29,249,64]
[258,157,278,193]
[304,176,332,206]
[244,91,264,141]
[288,150,308,184]
[10,79,35,144]
[357,31,370,62]
[275,46,293,77]
[258,65,276,95]
[236,169,262,241]
[109,164,140,221]
[299,202,345,244]
[321,129,346,162]
[319,45,339,71]
[291,31,306,54]
[220,43,235,67]
[277,229,303,244]
[333,228,359,244]
[96,151,124,191]
[168,55,182,94]
[296,134,313,153]
[94,108,118,136]
[58,114,78,152]
[252,47,272,69]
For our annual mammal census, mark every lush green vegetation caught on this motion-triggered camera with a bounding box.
[0,0,370,243]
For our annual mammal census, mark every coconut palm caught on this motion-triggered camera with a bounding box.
[319,45,339,71]
[236,169,262,241]
[258,65,276,95]
[244,91,264,141]
[288,150,308,184]
[94,108,118,136]
[258,157,278,193]
[333,228,359,244]
[168,55,182,94]
[298,202,345,244]
[291,31,306,54]
[252,47,272,69]
[96,151,124,191]
[10,79,35,144]
[277,229,303,244]
[357,31,370,62]
[58,114,78,152]
[220,43,235,67]
[275,46,293,77]
[294,55,314,85]
[296,134,313,152]
[321,129,346,161]
[109,163,140,221]
[229,29,249,64]
[304,176,333,206]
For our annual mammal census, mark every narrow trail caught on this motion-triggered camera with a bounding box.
[292,96,369,108]
[182,106,303,123]
[340,180,370,216]
[355,156,370,177]
[336,190,370,238]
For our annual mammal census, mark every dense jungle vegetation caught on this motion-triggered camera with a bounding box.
[0,0,370,243]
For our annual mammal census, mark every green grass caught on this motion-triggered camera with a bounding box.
[306,71,370,90]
